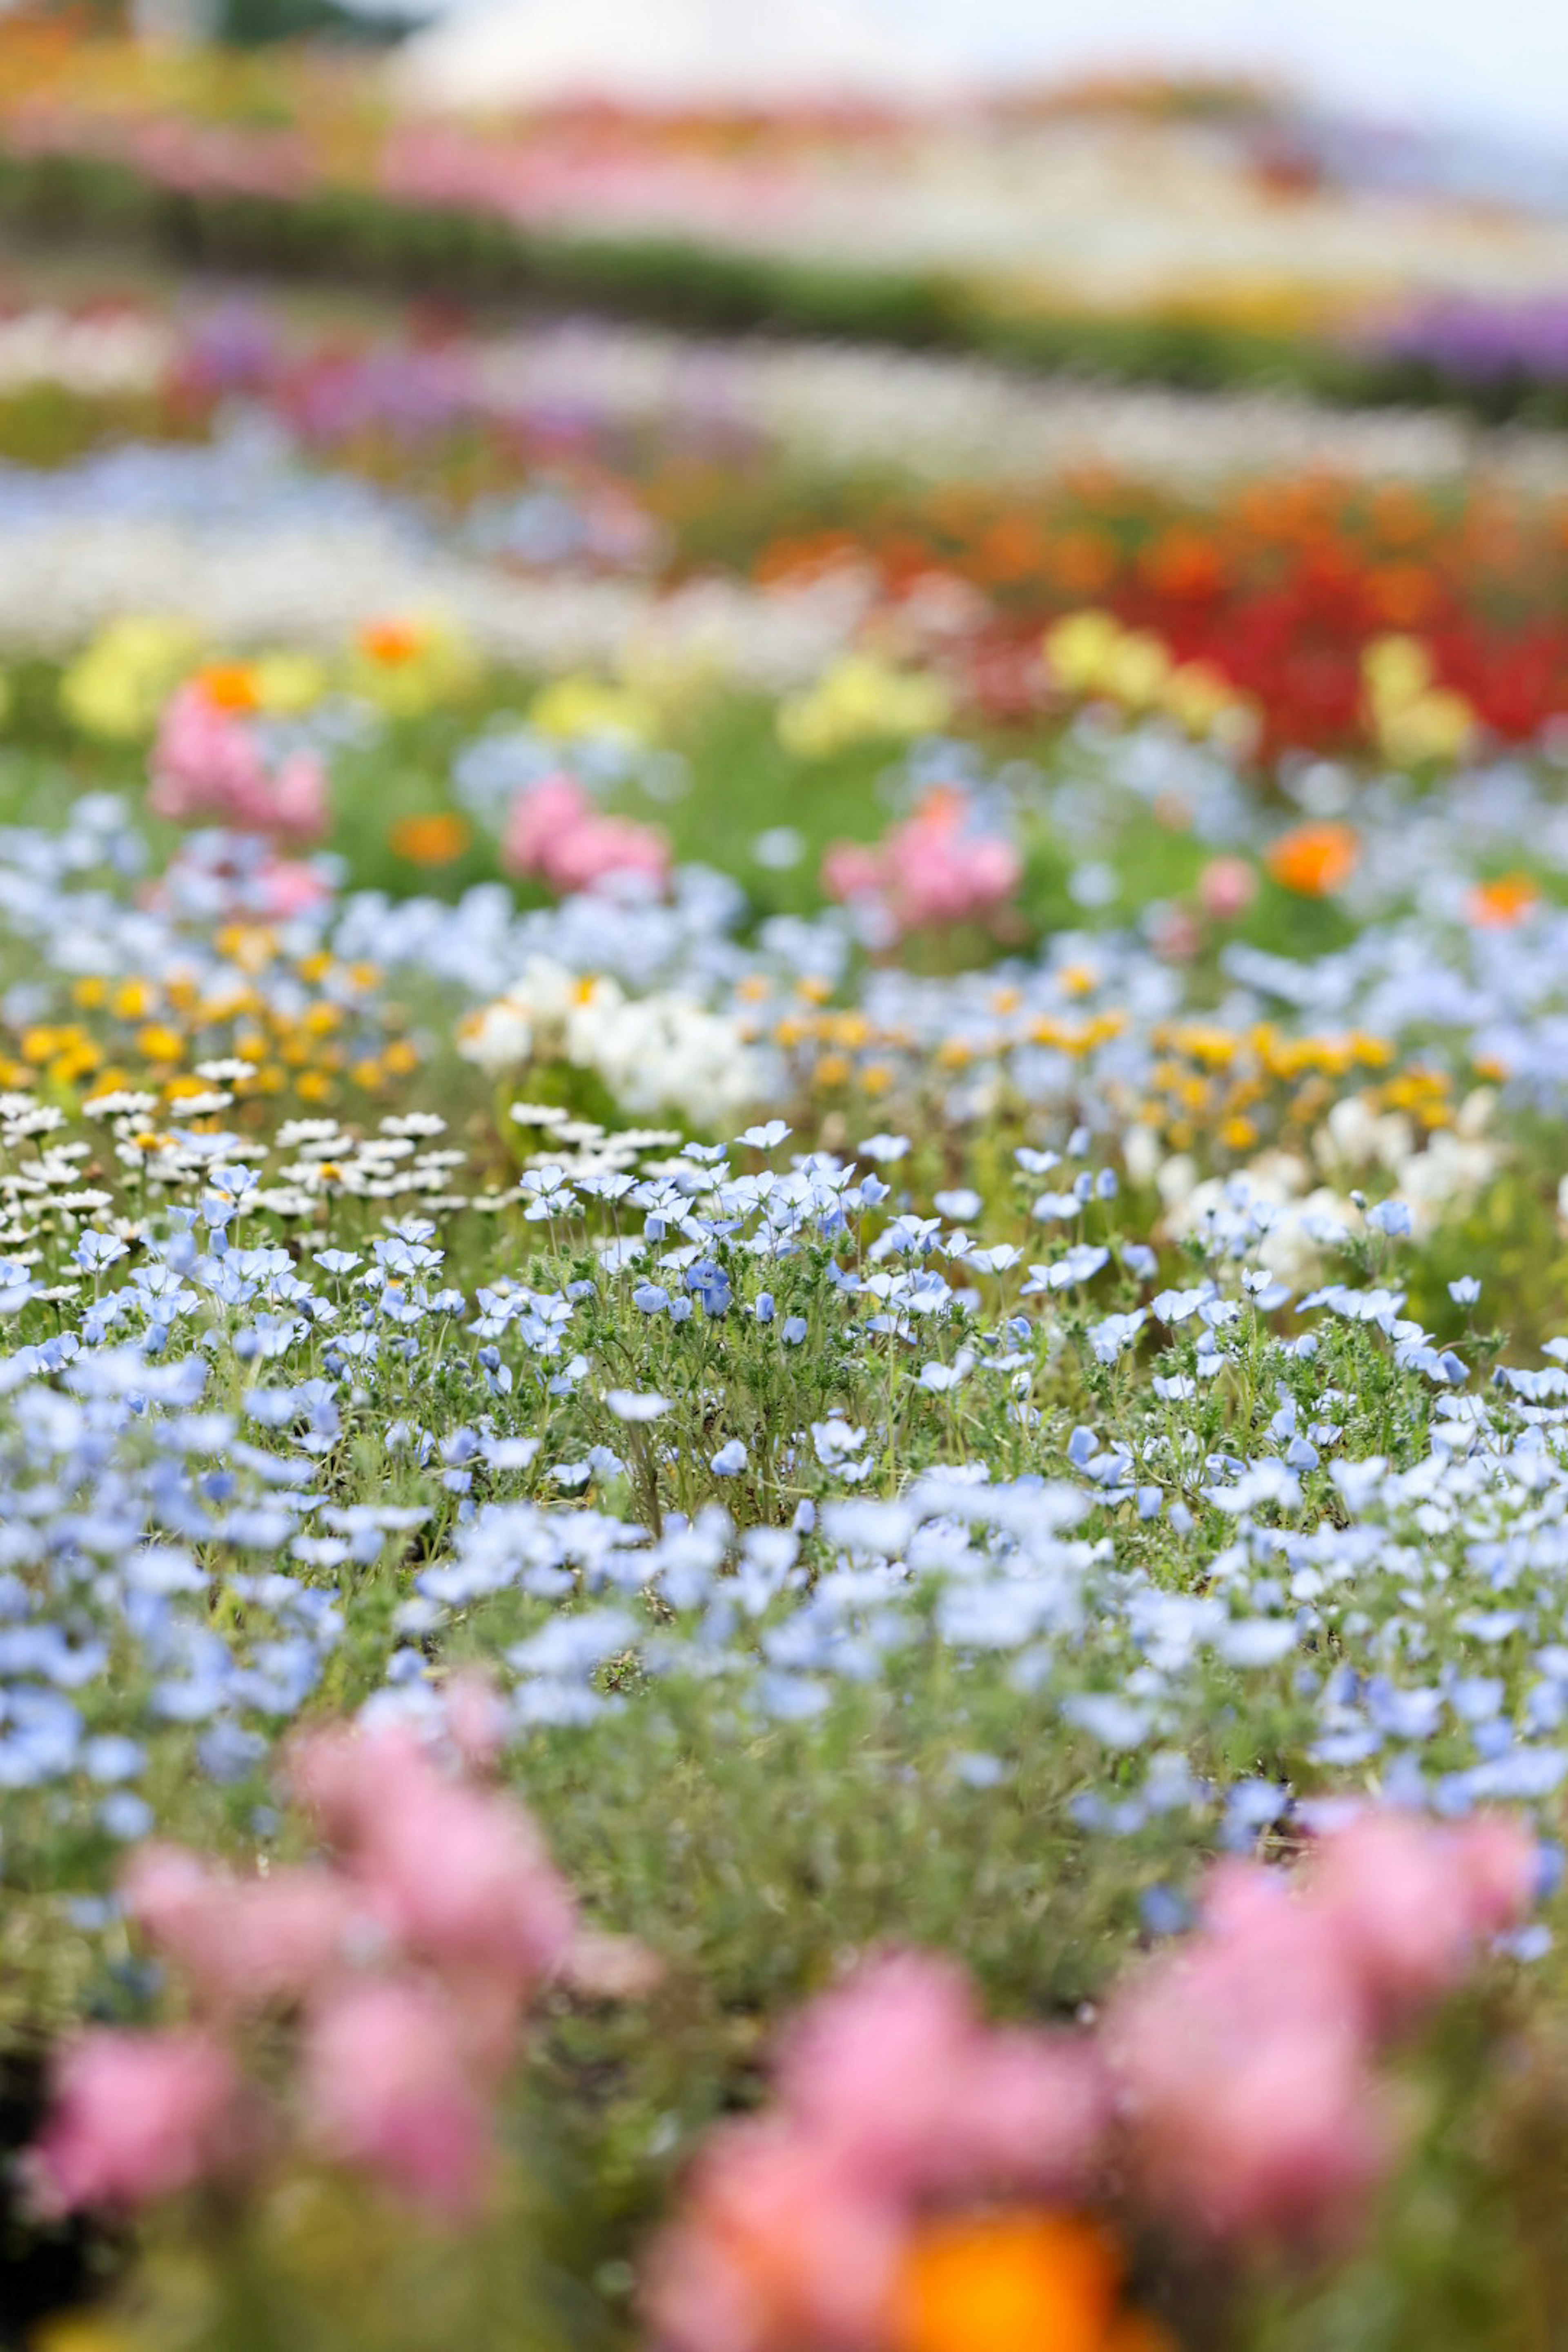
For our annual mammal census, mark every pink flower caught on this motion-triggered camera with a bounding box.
[150,679,327,840]
[1106,1931,1388,2243]
[123,1844,360,2016]
[290,1726,579,2007]
[776,1951,1106,2202]
[819,841,884,904]
[302,1979,490,2220]
[252,855,334,919]
[822,789,1020,942]
[1105,1816,1538,2246]
[1198,855,1258,922]
[444,1667,509,1776]
[1311,1812,1536,2022]
[646,1952,1107,2352]
[503,773,669,897]
[645,2121,903,2352]
[30,2029,240,2216]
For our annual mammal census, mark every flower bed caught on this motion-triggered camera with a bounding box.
[0,160,1567,2342]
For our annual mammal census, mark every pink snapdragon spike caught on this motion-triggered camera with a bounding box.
[503,772,670,896]
[774,1949,1107,2203]
[1105,1814,1538,2245]
[647,2123,907,2352]
[150,677,328,840]
[31,2029,241,2217]
[29,1710,648,2226]
[645,1950,1110,2352]
[302,1978,490,2223]
[289,1723,581,2004]
[822,788,1021,942]
[122,1844,361,2018]
[1310,1811,1538,2021]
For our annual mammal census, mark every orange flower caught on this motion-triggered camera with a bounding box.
[360,619,425,668]
[197,664,261,714]
[1265,821,1360,898]
[890,2212,1168,2352]
[1466,873,1540,929]
[388,813,472,867]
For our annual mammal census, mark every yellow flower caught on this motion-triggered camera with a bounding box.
[135,1025,185,1064]
[530,673,660,746]
[252,650,329,716]
[1043,609,1123,697]
[777,656,951,759]
[59,617,201,740]
[350,616,479,719]
[111,980,157,1022]
[29,2313,139,2352]
[1103,629,1172,710]
[1363,635,1477,764]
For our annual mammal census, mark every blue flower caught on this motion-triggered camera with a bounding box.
[684,1261,733,1317]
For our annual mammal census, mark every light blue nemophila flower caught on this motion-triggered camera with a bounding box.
[684,1261,733,1317]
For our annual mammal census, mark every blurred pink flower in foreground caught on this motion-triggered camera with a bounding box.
[1105,1812,1537,2245]
[31,2030,241,2217]
[124,1844,360,2018]
[150,676,327,840]
[774,1949,1107,2205]
[30,1700,650,2226]
[290,1720,581,2063]
[822,788,1021,941]
[646,1950,1108,2352]
[303,1979,490,2221]
[649,1812,1537,2351]
[503,772,670,896]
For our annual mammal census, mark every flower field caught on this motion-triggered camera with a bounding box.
[8,39,1568,2352]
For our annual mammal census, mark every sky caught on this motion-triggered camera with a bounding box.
[884,0,1568,147]
[386,0,1568,151]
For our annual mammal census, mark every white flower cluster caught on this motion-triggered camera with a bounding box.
[458,955,763,1132]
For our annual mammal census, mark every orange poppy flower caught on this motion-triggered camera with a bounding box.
[889,2211,1170,2352]
[360,618,426,668]
[1265,821,1360,898]
[388,813,472,866]
[1466,873,1540,928]
[198,664,261,714]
